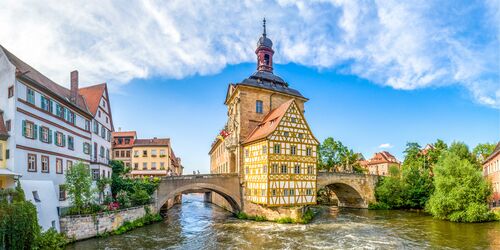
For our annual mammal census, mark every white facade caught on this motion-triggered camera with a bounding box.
[0,47,115,231]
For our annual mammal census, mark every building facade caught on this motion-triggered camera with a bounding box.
[112,131,137,169]
[483,142,500,208]
[209,20,318,207]
[0,45,115,231]
[365,151,401,176]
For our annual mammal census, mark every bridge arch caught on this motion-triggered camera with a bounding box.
[155,174,242,213]
[317,173,378,209]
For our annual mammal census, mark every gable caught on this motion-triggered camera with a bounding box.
[268,101,319,145]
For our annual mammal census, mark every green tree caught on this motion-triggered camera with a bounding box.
[318,137,362,173]
[426,142,495,222]
[472,142,497,162]
[65,162,94,214]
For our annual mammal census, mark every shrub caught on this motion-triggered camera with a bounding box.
[116,190,131,208]
[34,228,67,250]
[276,217,293,224]
[297,209,315,224]
[130,189,151,206]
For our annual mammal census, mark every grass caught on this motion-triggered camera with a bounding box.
[235,212,268,222]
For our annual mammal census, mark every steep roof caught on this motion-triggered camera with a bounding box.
[0,111,9,140]
[244,99,294,144]
[484,142,500,163]
[78,83,106,116]
[134,138,170,147]
[0,45,91,116]
[368,151,399,165]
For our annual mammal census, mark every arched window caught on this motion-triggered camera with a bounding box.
[256,100,263,114]
[264,54,270,65]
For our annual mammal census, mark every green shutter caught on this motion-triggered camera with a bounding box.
[33,125,38,140]
[39,126,43,142]
[49,99,54,113]
[22,120,26,137]
[40,96,45,110]
[48,129,53,144]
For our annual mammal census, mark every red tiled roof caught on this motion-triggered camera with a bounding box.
[112,131,137,138]
[0,45,91,115]
[484,142,500,163]
[0,111,9,140]
[79,83,106,116]
[367,151,399,165]
[134,138,170,147]
[244,99,294,144]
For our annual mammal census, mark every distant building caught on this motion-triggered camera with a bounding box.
[111,132,182,178]
[483,142,500,208]
[365,151,401,176]
[112,131,137,169]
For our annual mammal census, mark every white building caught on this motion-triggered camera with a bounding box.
[0,45,114,231]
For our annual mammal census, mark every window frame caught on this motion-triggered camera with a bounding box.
[41,155,49,173]
[255,100,263,114]
[27,154,37,172]
[8,86,14,98]
[56,158,63,174]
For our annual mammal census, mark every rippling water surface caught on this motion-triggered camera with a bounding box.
[68,194,500,249]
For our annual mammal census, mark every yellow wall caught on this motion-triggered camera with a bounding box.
[131,146,171,174]
[243,102,318,207]
[210,140,231,174]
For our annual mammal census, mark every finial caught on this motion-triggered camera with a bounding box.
[263,18,266,37]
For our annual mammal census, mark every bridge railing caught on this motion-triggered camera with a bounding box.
[160,173,239,181]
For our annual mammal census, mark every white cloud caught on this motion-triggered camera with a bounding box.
[0,0,498,108]
[378,143,393,149]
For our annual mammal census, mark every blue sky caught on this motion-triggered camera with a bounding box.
[1,1,499,173]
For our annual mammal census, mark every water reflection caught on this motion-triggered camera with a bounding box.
[68,194,500,250]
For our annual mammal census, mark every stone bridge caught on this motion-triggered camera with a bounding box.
[155,172,378,212]
[317,172,379,208]
[155,174,242,212]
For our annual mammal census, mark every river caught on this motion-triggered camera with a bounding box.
[68,194,500,249]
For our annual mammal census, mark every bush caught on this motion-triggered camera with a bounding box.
[34,228,67,250]
[297,209,315,224]
[130,189,151,206]
[112,212,162,235]
[276,217,294,224]
[116,190,131,208]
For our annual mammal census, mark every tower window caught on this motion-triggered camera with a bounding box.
[264,54,270,65]
[256,100,263,114]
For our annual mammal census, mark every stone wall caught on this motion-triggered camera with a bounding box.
[60,205,156,241]
[242,201,304,221]
[208,192,236,213]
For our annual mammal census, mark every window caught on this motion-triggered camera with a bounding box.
[298,133,303,139]
[272,164,279,174]
[142,162,147,170]
[126,150,130,158]
[306,189,312,196]
[83,143,91,154]
[291,145,297,155]
[262,146,267,154]
[22,120,36,139]
[85,120,90,131]
[56,158,63,174]
[273,144,281,154]
[306,147,312,156]
[93,121,99,134]
[5,150,9,159]
[98,110,101,117]
[0,144,3,160]
[281,164,287,174]
[8,86,14,98]
[245,167,249,174]
[26,88,35,104]
[100,146,105,157]
[67,160,73,171]
[41,155,49,173]
[160,162,165,170]
[261,189,266,196]
[291,117,297,123]
[56,104,64,118]
[106,149,110,160]
[41,96,52,112]
[5,120,10,131]
[263,165,268,174]
[256,100,263,114]
[294,164,301,174]
[290,189,295,196]
[134,150,139,157]
[101,126,106,138]
[106,117,109,123]
[307,165,314,174]
[67,111,75,124]
[245,149,249,157]
[32,191,41,202]
[125,138,130,144]
[92,169,100,180]
[59,185,66,201]
[102,170,105,179]
[68,136,74,150]
[152,162,157,170]
[134,163,139,170]
[142,150,148,157]
[283,189,289,196]
[40,127,50,143]
[151,149,157,157]
[55,132,65,147]
[264,54,270,65]
[271,189,276,196]
[284,132,289,137]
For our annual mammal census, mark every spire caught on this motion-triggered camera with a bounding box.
[263,18,267,37]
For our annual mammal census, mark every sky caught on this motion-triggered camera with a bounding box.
[1,0,499,173]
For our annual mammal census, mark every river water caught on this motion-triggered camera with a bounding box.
[68,194,500,250]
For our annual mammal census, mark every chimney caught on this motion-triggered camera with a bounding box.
[70,70,78,103]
